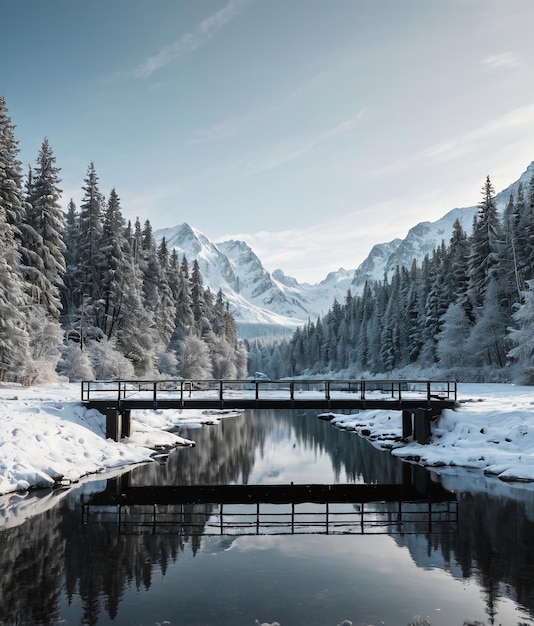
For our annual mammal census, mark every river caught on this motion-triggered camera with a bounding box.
[1,409,534,625]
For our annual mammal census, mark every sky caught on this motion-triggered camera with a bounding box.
[3,0,534,283]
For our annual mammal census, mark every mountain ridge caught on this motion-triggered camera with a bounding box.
[154,161,534,338]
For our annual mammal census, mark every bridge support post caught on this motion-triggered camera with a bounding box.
[402,410,413,439]
[105,407,120,442]
[414,408,433,444]
[120,410,131,438]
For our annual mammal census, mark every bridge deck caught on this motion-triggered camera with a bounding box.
[80,379,457,442]
[81,378,457,412]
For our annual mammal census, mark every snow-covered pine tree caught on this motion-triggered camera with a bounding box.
[171,251,194,336]
[0,96,30,377]
[61,199,81,319]
[501,190,523,308]
[512,181,531,285]
[25,138,66,319]
[78,162,103,304]
[92,188,126,338]
[447,218,471,318]
[508,279,534,383]
[190,259,205,326]
[155,237,177,346]
[467,175,502,315]
[436,301,471,374]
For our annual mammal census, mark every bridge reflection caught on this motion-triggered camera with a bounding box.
[82,468,458,537]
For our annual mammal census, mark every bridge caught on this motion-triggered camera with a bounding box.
[81,468,458,537]
[81,378,458,442]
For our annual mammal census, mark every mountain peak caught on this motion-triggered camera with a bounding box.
[154,161,534,337]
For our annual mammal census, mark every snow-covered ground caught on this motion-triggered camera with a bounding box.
[0,381,241,496]
[328,382,534,483]
[1,381,534,501]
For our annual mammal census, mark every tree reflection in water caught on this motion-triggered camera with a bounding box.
[0,409,533,625]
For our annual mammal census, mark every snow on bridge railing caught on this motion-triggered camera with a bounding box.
[81,379,457,404]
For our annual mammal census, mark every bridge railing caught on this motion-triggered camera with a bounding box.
[81,379,457,404]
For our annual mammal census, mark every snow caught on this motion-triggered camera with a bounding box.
[0,381,241,497]
[2,380,534,502]
[327,382,534,483]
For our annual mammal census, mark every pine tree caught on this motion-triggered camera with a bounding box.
[61,199,81,318]
[190,259,205,326]
[0,96,30,375]
[78,162,103,302]
[93,188,126,338]
[155,237,177,345]
[508,279,534,383]
[436,302,471,373]
[448,218,471,317]
[468,175,502,315]
[25,138,66,319]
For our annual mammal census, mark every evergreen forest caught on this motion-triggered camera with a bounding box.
[3,92,534,386]
[0,97,246,384]
[247,175,534,384]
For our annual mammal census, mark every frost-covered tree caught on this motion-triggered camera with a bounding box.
[468,176,502,315]
[180,333,213,378]
[190,259,205,325]
[466,277,509,372]
[24,306,64,383]
[436,302,471,374]
[58,342,95,381]
[61,199,81,318]
[155,237,177,346]
[508,280,534,384]
[0,96,30,375]
[78,162,103,303]
[85,337,135,380]
[92,188,126,338]
[25,138,66,319]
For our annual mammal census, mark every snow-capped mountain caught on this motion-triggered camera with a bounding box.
[155,161,534,339]
[155,223,309,337]
[350,160,534,291]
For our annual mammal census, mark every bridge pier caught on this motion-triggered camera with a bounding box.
[402,410,413,439]
[105,408,131,441]
[121,409,131,438]
[402,408,436,444]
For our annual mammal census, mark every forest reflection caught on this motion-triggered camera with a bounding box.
[1,410,534,625]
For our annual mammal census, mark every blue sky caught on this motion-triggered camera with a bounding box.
[3,0,534,282]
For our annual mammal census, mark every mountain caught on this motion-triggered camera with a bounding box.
[155,224,308,338]
[350,160,534,291]
[155,161,534,339]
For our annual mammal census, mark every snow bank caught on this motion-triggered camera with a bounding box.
[0,382,239,496]
[2,381,534,500]
[327,382,534,483]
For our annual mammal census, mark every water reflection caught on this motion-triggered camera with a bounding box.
[1,410,534,625]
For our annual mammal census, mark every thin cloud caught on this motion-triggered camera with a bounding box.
[367,103,534,179]
[133,0,253,78]
[424,103,534,162]
[482,52,523,70]
[188,114,252,145]
[250,118,360,173]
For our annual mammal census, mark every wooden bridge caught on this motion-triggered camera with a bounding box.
[81,378,457,442]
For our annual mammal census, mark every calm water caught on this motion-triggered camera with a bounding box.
[2,409,534,626]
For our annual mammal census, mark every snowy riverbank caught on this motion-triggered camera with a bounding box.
[328,382,534,483]
[0,381,240,496]
[1,381,534,499]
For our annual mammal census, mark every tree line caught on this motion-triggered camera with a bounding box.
[248,175,534,383]
[0,96,246,383]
